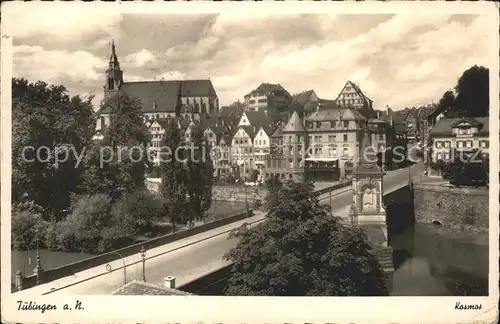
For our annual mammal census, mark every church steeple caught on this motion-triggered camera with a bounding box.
[104,39,123,98]
[109,40,120,69]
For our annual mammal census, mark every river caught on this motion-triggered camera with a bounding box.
[389,223,489,296]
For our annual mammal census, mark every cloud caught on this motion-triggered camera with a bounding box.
[10,12,492,111]
[124,49,158,68]
[9,3,123,42]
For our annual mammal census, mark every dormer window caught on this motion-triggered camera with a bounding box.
[153,101,158,110]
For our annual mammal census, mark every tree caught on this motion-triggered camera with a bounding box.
[80,93,150,200]
[454,65,489,117]
[186,125,214,223]
[12,78,96,218]
[56,193,114,253]
[439,66,489,118]
[159,119,189,232]
[224,182,389,296]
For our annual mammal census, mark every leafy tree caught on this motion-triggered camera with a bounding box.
[100,93,150,148]
[12,78,95,218]
[11,201,47,249]
[439,66,489,118]
[186,125,214,223]
[113,189,164,230]
[56,193,113,253]
[453,65,489,117]
[224,182,389,296]
[80,93,150,200]
[159,119,189,232]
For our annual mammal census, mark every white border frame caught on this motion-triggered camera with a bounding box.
[1,2,499,323]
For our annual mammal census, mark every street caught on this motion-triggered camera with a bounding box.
[22,164,423,296]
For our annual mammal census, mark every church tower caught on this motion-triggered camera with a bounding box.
[104,40,123,99]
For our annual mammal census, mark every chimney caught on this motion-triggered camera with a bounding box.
[253,125,256,133]
[164,276,176,289]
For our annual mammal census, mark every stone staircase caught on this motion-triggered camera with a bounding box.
[374,245,395,273]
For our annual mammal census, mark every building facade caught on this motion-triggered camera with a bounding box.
[430,117,490,161]
[335,80,375,118]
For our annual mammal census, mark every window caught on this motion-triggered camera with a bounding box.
[481,140,489,148]
[343,121,349,128]
[329,148,337,156]
[466,141,472,148]
[330,121,335,128]
[263,140,267,145]
[466,128,471,135]
[437,153,442,160]
[379,134,384,140]
[316,122,321,128]
[307,122,313,129]
[436,141,442,148]
[328,135,335,142]
[343,134,348,142]
[315,147,322,155]
[249,100,255,104]
[343,148,348,156]
[444,153,450,160]
[308,136,312,143]
[457,141,463,148]
[257,98,267,103]
[444,141,450,148]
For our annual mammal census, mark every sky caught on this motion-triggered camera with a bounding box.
[8,4,493,111]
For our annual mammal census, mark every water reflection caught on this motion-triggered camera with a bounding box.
[389,223,488,296]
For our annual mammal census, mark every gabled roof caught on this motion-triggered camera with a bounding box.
[450,117,483,128]
[270,124,284,138]
[240,125,257,139]
[282,110,306,133]
[431,117,489,136]
[306,106,366,122]
[244,110,268,127]
[245,83,291,98]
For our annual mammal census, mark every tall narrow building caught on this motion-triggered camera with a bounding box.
[104,40,123,99]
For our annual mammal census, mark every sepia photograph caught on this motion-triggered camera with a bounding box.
[1,1,498,323]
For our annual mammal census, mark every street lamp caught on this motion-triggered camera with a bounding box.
[244,184,249,218]
[34,227,44,285]
[140,246,146,282]
[105,251,127,285]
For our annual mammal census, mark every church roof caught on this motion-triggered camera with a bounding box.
[101,79,217,114]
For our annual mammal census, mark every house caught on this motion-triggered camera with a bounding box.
[98,41,219,129]
[305,104,367,179]
[335,80,375,119]
[252,125,274,171]
[231,126,257,177]
[430,117,489,162]
[244,83,292,113]
[215,134,233,176]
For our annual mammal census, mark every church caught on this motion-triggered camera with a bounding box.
[97,41,220,131]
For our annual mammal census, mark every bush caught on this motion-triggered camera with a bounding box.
[11,202,47,250]
[114,189,165,230]
[98,226,135,253]
[57,193,113,253]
